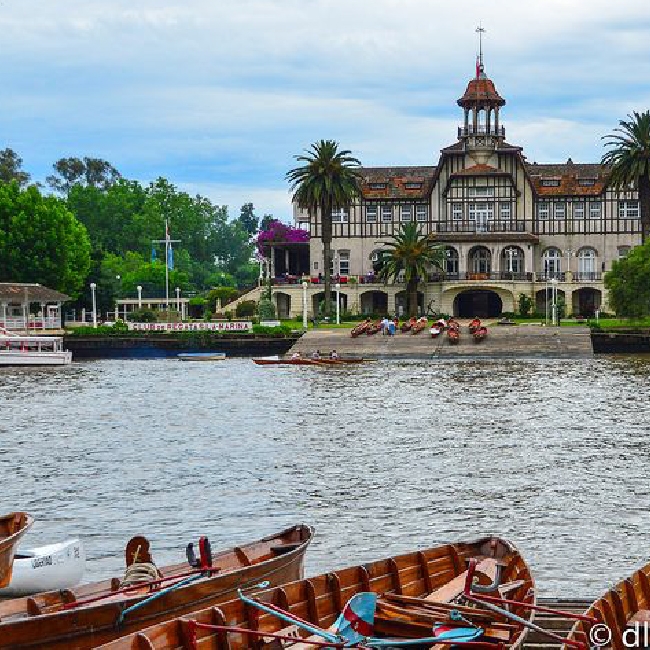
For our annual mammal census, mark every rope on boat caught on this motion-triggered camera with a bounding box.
[119,562,162,588]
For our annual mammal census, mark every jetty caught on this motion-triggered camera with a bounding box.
[289,323,594,359]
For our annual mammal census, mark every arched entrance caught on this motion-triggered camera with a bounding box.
[275,292,291,318]
[454,290,503,318]
[360,290,388,316]
[395,290,424,317]
[573,288,601,317]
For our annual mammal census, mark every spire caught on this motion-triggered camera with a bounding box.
[476,25,486,79]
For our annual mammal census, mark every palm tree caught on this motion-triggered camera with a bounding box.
[286,140,361,317]
[602,111,650,243]
[377,221,445,318]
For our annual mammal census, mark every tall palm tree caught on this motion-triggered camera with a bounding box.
[286,140,361,317]
[377,221,445,318]
[602,111,650,243]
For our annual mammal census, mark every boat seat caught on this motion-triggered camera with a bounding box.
[425,558,501,603]
[271,543,302,556]
[498,579,527,598]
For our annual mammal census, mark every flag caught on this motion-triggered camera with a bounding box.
[151,245,157,262]
[476,55,480,79]
[167,244,174,270]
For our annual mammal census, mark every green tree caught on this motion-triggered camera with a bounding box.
[0,148,30,187]
[603,111,650,242]
[286,140,361,317]
[260,213,275,231]
[47,157,121,194]
[238,202,258,236]
[377,221,444,317]
[0,182,91,298]
[604,241,650,317]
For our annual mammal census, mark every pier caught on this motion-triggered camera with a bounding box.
[289,323,594,359]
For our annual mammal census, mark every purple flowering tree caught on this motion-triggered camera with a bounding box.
[255,220,309,260]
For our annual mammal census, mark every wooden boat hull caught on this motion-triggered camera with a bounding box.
[0,524,312,650]
[0,513,33,589]
[473,327,488,343]
[430,327,441,338]
[350,323,369,338]
[0,538,85,597]
[97,536,536,650]
[448,330,460,345]
[177,353,226,361]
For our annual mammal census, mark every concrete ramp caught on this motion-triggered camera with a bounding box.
[289,323,593,359]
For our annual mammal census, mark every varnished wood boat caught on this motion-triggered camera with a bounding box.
[0,512,33,589]
[0,524,312,650]
[565,559,650,650]
[473,326,488,343]
[253,357,317,366]
[97,536,537,650]
[410,318,428,335]
[400,318,416,333]
[350,321,370,338]
[365,319,382,335]
[448,328,460,344]
[469,318,481,334]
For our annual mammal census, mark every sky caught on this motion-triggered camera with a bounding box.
[2,0,650,221]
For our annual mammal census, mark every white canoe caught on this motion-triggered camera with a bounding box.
[0,538,85,597]
[177,352,226,361]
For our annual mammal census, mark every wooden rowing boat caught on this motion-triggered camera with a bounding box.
[565,559,650,650]
[177,353,226,361]
[253,357,316,365]
[448,328,460,344]
[410,318,428,335]
[350,321,370,338]
[365,319,382,335]
[430,326,442,338]
[97,535,536,650]
[473,326,488,343]
[0,524,312,650]
[469,318,481,334]
[0,512,33,589]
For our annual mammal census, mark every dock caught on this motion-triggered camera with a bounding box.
[524,599,590,650]
[289,323,594,359]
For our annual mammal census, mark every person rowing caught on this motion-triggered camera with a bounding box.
[311,350,321,360]
[330,349,339,359]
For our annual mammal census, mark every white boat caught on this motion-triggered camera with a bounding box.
[0,328,72,366]
[177,352,226,361]
[0,538,85,597]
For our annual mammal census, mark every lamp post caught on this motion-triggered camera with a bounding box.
[90,282,97,328]
[302,281,308,330]
[175,287,180,314]
[115,275,121,321]
[335,283,341,325]
[137,285,142,309]
[550,278,558,326]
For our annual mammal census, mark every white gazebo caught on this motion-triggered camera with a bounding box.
[0,283,69,331]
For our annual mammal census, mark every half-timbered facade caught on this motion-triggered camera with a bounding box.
[290,62,639,319]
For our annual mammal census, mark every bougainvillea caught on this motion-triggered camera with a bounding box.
[255,219,309,257]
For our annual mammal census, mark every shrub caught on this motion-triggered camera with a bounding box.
[257,297,276,320]
[127,309,158,323]
[207,287,239,308]
[235,300,256,317]
[518,293,533,317]
[188,297,207,306]
[252,325,292,336]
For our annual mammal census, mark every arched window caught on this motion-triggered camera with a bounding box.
[501,246,524,274]
[444,247,459,275]
[578,248,597,280]
[469,246,491,274]
[542,248,562,278]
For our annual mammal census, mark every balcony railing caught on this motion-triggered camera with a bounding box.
[537,272,566,282]
[458,125,506,138]
[0,316,61,330]
[573,272,602,282]
[436,222,527,233]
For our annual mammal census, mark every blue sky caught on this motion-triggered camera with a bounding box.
[2,0,650,220]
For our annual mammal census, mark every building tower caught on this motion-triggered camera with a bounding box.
[457,27,506,153]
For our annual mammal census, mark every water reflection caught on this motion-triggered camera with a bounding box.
[1,356,650,598]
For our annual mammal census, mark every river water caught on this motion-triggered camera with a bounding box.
[2,356,650,599]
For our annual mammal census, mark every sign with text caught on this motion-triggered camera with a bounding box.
[127,321,252,332]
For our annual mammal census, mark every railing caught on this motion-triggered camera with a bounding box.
[573,272,602,282]
[0,317,61,330]
[458,125,505,138]
[436,222,527,233]
[537,272,566,282]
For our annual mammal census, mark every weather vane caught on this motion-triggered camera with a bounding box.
[475,25,486,78]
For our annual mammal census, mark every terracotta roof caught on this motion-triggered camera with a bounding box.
[458,76,505,107]
[526,162,609,196]
[360,166,436,200]
[0,283,70,302]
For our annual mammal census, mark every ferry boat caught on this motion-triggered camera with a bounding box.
[0,328,72,366]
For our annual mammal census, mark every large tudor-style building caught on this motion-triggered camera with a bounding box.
[266,58,640,319]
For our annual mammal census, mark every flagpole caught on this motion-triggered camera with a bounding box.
[165,219,169,310]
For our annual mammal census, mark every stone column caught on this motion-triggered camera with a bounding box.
[0,302,5,327]
[270,246,275,280]
[285,248,290,275]
[40,302,46,330]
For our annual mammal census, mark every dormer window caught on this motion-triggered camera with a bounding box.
[404,182,422,189]
[368,182,388,190]
[541,179,561,187]
[578,178,596,187]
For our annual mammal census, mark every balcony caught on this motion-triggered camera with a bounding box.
[458,125,506,138]
[573,272,602,282]
[437,222,527,234]
[428,272,533,282]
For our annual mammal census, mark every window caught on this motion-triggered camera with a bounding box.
[405,182,422,189]
[554,202,566,219]
[619,201,639,218]
[445,247,459,274]
[416,205,428,221]
[338,251,350,276]
[542,248,562,276]
[298,221,309,230]
[469,202,493,231]
[369,182,387,190]
[618,246,631,260]
[502,247,524,274]
[365,205,377,222]
[537,202,550,219]
[452,203,463,220]
[589,201,602,219]
[469,246,491,274]
[573,202,585,219]
[313,261,319,270]
[578,248,597,278]
[400,205,413,221]
[468,186,495,198]
[381,205,392,222]
[578,178,596,186]
[499,202,511,219]
[331,208,348,222]
[541,179,561,187]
